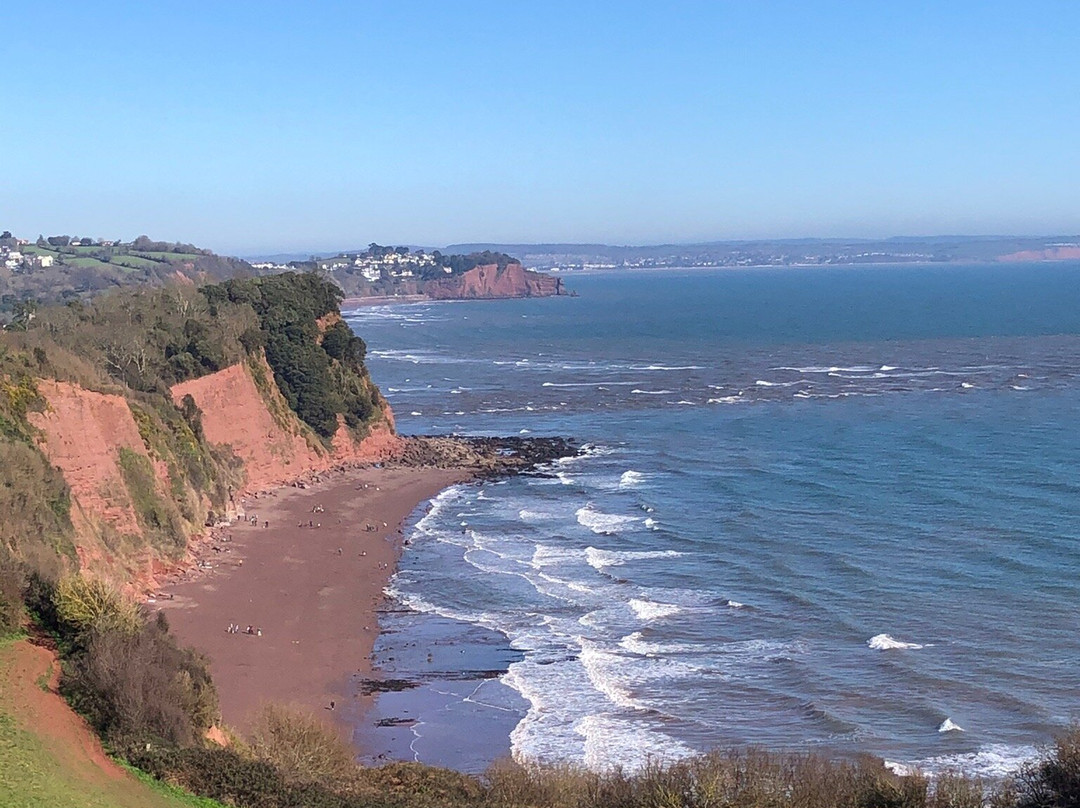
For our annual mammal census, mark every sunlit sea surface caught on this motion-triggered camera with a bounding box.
[346,263,1080,776]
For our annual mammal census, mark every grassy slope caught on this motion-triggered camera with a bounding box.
[0,636,221,808]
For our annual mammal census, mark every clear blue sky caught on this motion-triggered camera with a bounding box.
[4,1,1079,254]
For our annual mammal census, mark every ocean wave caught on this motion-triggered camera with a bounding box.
[938,718,965,733]
[628,364,706,371]
[775,365,880,374]
[631,389,676,395]
[585,547,682,570]
[618,631,700,657]
[896,743,1039,779]
[578,714,697,772]
[708,396,745,404]
[385,584,496,629]
[755,380,798,387]
[628,598,682,621]
[579,638,646,710]
[518,509,558,522]
[868,633,924,650]
[619,470,646,488]
[576,505,640,535]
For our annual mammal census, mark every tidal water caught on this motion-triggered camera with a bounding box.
[345,263,1080,776]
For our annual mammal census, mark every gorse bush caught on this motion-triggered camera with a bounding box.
[53,574,140,637]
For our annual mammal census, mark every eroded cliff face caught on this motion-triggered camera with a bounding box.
[28,359,402,590]
[169,359,402,490]
[423,262,562,300]
[28,381,165,585]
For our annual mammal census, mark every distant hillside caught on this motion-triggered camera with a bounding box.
[257,244,564,301]
[446,235,1080,270]
[0,232,253,319]
[0,232,564,321]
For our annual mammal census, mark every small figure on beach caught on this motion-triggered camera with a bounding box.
[337,547,343,555]
[257,628,262,636]
[327,700,336,711]
[264,521,269,528]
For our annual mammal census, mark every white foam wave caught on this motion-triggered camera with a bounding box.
[576,505,640,535]
[938,718,965,733]
[629,364,706,371]
[644,517,658,529]
[618,631,701,657]
[579,714,696,772]
[579,638,645,710]
[868,633,924,650]
[628,598,682,621]
[902,744,1039,778]
[631,389,675,395]
[619,470,645,488]
[519,509,558,522]
[755,379,798,387]
[585,547,682,570]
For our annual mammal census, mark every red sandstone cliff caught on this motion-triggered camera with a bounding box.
[27,359,402,591]
[28,381,155,581]
[998,246,1080,262]
[169,359,402,490]
[422,262,562,300]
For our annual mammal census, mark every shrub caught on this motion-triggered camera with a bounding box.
[248,704,357,786]
[0,555,25,635]
[116,446,187,553]
[61,611,218,751]
[53,574,139,637]
[1013,726,1080,808]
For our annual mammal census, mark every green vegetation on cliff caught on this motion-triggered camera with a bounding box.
[0,272,383,630]
[204,272,380,438]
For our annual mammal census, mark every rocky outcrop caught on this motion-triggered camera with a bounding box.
[422,262,562,300]
[169,358,403,491]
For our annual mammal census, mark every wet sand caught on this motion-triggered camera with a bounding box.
[157,465,469,744]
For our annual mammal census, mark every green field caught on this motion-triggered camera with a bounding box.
[135,251,203,262]
[109,254,163,270]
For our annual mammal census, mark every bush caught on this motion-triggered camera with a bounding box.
[54,574,139,637]
[249,704,357,786]
[0,555,25,635]
[1013,726,1080,808]
[61,611,218,752]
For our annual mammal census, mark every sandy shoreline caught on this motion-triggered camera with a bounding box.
[157,465,470,751]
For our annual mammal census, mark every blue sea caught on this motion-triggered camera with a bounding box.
[344,263,1080,777]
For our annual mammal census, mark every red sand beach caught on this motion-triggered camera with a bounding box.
[158,465,469,743]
